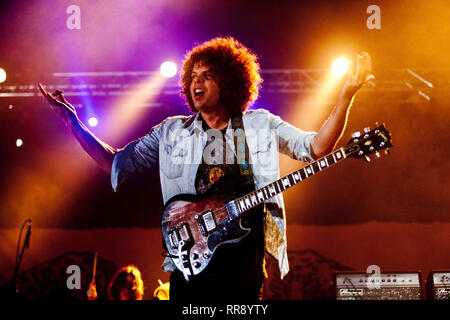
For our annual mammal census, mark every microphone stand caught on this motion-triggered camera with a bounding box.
[12,219,32,298]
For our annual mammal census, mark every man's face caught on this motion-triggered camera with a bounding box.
[190,62,220,112]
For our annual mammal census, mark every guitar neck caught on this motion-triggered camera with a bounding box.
[232,147,348,215]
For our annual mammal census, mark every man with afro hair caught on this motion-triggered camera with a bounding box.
[38,36,373,301]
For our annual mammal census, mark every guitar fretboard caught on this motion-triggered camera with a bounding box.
[233,147,347,214]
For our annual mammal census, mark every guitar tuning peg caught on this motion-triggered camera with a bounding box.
[352,131,361,138]
[364,155,371,162]
[375,151,381,158]
[364,127,371,133]
[384,148,390,155]
[375,121,379,127]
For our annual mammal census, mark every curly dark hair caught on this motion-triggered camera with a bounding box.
[180,36,262,114]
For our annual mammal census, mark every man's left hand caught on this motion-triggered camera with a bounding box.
[340,51,374,100]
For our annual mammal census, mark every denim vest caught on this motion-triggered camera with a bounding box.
[111,109,316,279]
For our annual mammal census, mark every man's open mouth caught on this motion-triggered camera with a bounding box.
[194,88,205,97]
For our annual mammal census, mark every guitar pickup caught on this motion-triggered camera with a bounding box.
[196,210,217,237]
[168,223,192,249]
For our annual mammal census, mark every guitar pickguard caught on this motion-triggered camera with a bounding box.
[207,218,250,252]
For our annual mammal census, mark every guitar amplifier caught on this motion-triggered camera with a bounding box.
[333,271,422,300]
[426,270,450,300]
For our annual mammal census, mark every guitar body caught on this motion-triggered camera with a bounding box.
[161,175,256,277]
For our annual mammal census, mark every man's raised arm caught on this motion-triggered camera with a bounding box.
[38,83,116,173]
[310,52,375,159]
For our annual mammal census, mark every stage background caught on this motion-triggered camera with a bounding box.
[1,0,449,299]
[1,223,449,300]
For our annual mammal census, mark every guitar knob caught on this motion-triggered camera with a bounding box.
[352,131,361,138]
[203,252,210,259]
[191,253,199,260]
[364,155,371,162]
[194,262,201,268]
[375,151,381,158]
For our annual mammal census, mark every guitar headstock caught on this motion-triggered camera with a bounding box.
[344,124,392,161]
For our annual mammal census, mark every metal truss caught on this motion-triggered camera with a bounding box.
[0,68,447,101]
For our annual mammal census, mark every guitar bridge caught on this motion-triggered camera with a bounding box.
[196,209,217,236]
[168,223,192,249]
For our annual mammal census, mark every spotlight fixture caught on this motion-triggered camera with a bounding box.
[160,61,177,78]
[331,58,350,76]
[88,116,98,127]
[0,68,6,83]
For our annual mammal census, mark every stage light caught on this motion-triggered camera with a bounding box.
[88,116,98,127]
[160,61,177,78]
[331,58,350,76]
[109,72,166,141]
[0,68,6,83]
[16,139,23,147]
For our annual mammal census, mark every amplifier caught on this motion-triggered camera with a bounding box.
[426,270,450,300]
[334,271,422,300]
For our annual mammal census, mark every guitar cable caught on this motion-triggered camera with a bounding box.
[161,249,177,259]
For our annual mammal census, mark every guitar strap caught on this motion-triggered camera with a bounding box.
[231,113,254,179]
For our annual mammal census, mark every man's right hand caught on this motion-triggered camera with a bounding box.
[38,83,116,173]
[37,83,78,129]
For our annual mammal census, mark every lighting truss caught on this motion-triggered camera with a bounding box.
[0,68,447,100]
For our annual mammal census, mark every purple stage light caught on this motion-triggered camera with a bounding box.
[160,61,177,78]
[88,116,98,127]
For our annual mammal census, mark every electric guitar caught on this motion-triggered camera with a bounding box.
[161,124,392,278]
